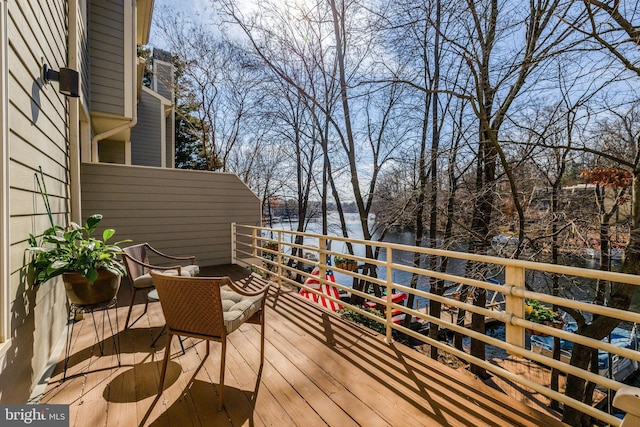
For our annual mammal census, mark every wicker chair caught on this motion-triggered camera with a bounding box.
[150,272,268,410]
[122,243,199,329]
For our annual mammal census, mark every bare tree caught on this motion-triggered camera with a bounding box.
[222,0,407,290]
[154,8,261,172]
[559,2,640,423]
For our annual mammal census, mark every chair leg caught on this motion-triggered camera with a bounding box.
[260,320,265,365]
[151,324,166,347]
[218,339,226,410]
[178,336,185,355]
[124,288,139,329]
[158,332,173,393]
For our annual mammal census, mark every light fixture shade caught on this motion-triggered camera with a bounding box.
[43,64,80,98]
[58,68,80,98]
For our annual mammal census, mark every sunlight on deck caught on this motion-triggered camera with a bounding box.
[37,265,565,427]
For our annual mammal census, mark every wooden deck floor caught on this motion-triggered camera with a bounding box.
[39,265,566,427]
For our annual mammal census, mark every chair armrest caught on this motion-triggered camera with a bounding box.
[123,253,182,275]
[222,277,269,298]
[144,244,196,265]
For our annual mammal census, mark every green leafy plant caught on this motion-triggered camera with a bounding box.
[333,255,358,271]
[525,299,562,324]
[333,255,355,263]
[262,241,278,250]
[28,214,131,285]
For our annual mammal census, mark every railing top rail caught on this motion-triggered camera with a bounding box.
[239,224,640,286]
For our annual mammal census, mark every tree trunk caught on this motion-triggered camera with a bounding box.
[563,174,639,425]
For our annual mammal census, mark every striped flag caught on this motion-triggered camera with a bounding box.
[299,264,343,311]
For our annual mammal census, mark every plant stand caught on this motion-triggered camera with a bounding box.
[63,297,121,381]
[336,261,358,271]
[525,320,564,337]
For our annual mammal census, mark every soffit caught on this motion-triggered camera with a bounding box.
[91,114,132,142]
[137,0,154,45]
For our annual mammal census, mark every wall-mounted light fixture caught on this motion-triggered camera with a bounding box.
[42,63,80,98]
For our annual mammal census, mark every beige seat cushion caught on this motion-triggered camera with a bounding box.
[221,290,263,333]
[183,264,200,276]
[132,273,154,289]
[133,269,181,288]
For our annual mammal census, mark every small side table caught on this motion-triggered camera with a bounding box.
[63,297,121,381]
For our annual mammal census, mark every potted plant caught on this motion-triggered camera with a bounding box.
[524,299,564,336]
[334,255,358,271]
[262,240,279,252]
[28,214,131,306]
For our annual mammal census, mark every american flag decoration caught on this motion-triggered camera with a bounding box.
[299,256,343,311]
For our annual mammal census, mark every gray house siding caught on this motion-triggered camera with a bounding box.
[89,0,125,116]
[1,0,70,403]
[80,163,261,267]
[154,61,172,100]
[130,90,161,166]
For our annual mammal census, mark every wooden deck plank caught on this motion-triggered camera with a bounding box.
[39,265,567,427]
[225,330,329,427]
[276,288,561,427]
[266,296,473,426]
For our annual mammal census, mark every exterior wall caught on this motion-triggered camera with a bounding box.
[80,163,261,267]
[98,139,126,164]
[130,90,162,166]
[153,61,172,100]
[89,0,125,116]
[0,0,70,403]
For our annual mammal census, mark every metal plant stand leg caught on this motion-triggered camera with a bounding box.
[63,297,121,381]
[63,305,78,381]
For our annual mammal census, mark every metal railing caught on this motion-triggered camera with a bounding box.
[231,223,640,426]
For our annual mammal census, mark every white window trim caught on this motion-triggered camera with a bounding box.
[124,0,134,119]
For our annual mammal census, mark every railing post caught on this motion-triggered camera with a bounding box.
[231,222,237,264]
[505,265,525,351]
[276,230,282,288]
[252,228,258,259]
[385,247,393,344]
[318,236,327,281]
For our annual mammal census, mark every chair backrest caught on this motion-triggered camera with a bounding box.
[150,272,229,339]
[123,243,150,282]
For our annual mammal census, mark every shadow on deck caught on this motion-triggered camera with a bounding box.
[38,264,566,426]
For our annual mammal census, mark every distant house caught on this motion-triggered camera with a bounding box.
[0,0,259,403]
[130,49,175,167]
